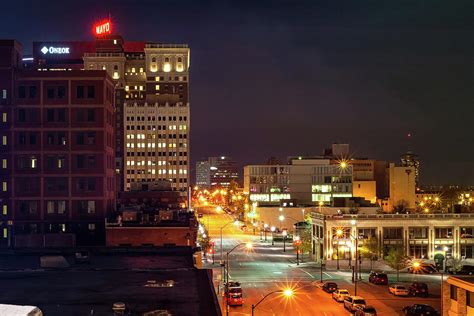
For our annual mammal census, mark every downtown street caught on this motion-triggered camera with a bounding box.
[199,206,443,316]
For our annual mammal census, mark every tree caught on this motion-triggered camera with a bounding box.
[384,245,410,281]
[359,236,378,271]
[392,200,409,213]
[446,257,465,274]
[298,227,312,262]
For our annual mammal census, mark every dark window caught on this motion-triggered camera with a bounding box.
[87,109,95,122]
[76,86,84,99]
[18,109,26,122]
[47,87,55,99]
[87,86,95,98]
[29,133,37,145]
[46,133,54,145]
[468,291,474,308]
[57,109,66,122]
[19,132,26,145]
[29,86,37,98]
[87,178,95,191]
[18,86,26,98]
[76,133,84,145]
[47,109,55,122]
[451,285,458,301]
[87,155,96,167]
[58,132,66,146]
[86,132,95,145]
[77,155,84,168]
[57,86,66,99]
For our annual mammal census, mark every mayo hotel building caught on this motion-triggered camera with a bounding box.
[27,30,190,192]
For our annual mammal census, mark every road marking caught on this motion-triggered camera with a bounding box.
[300,268,315,278]
[273,271,283,274]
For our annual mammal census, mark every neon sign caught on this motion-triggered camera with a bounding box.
[94,20,112,36]
[41,46,70,55]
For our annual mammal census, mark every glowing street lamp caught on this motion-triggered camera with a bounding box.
[251,288,295,316]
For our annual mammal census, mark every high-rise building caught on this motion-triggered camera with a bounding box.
[401,151,420,186]
[21,20,191,193]
[196,160,211,188]
[0,40,116,247]
[209,156,239,188]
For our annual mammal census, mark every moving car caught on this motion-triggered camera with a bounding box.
[408,282,429,297]
[332,289,350,302]
[344,296,366,313]
[389,285,409,296]
[402,304,439,316]
[225,282,243,306]
[355,305,377,316]
[368,272,388,285]
[322,282,338,293]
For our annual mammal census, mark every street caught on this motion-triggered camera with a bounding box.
[198,206,442,315]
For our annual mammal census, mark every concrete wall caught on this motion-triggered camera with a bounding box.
[106,226,197,247]
[353,180,377,204]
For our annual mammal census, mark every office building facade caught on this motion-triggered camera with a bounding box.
[196,160,211,188]
[0,40,115,247]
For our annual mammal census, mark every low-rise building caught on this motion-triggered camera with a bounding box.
[444,276,474,316]
[311,212,474,265]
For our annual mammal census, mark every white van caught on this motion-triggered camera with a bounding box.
[0,304,43,316]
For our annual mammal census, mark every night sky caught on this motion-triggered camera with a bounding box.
[1,0,472,185]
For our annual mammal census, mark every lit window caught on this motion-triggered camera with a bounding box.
[61,224,66,232]
[2,136,6,145]
[125,86,129,91]
[88,223,96,231]
[139,67,143,73]
[102,65,106,70]
[176,64,184,72]
[2,159,6,169]
[2,205,7,215]
[155,77,160,82]
[2,113,6,122]
[87,201,95,213]
[163,63,171,72]
[139,86,143,91]
[31,157,37,168]
[155,85,160,91]
[113,72,119,79]
[2,228,6,238]
[131,67,136,73]
[113,39,117,45]
[2,182,6,192]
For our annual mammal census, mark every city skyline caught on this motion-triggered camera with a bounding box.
[0,0,472,185]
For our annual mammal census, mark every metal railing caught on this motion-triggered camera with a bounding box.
[145,44,188,49]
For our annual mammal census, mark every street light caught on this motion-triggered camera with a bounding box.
[251,288,294,316]
[282,229,288,252]
[220,220,241,263]
[225,242,253,316]
[271,226,276,245]
[337,220,360,295]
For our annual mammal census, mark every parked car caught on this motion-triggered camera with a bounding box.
[408,263,437,274]
[369,272,388,285]
[355,305,377,316]
[389,285,409,296]
[402,304,439,316]
[75,251,91,264]
[409,282,429,297]
[332,289,350,302]
[343,296,366,313]
[457,265,474,275]
[322,282,338,293]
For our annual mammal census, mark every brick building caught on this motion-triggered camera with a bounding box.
[0,40,115,247]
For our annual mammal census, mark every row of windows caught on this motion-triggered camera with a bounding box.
[126,160,187,166]
[126,151,188,157]
[126,177,188,183]
[126,169,187,175]
[126,134,187,139]
[0,178,111,193]
[17,85,97,100]
[126,142,187,149]
[126,116,187,122]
